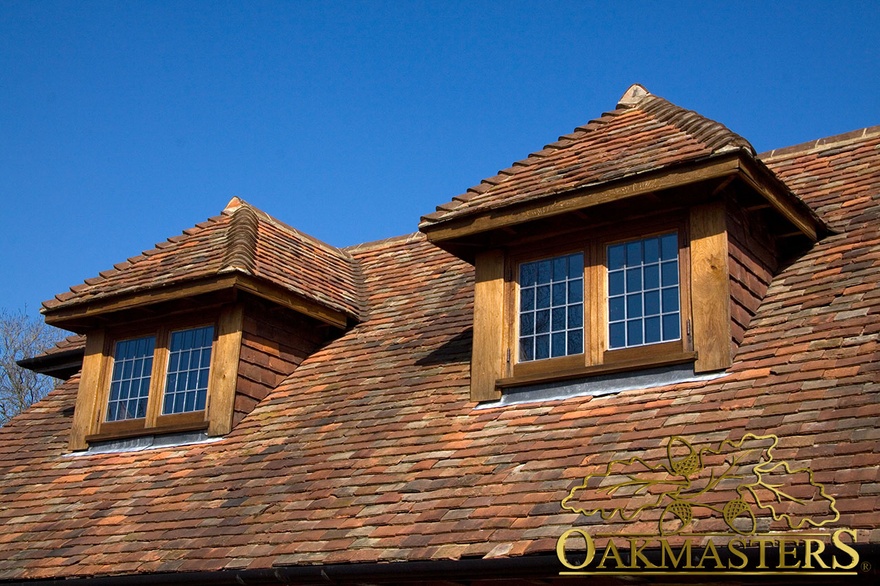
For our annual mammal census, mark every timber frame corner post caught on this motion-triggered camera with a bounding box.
[470,249,505,402]
[689,201,732,373]
[206,303,244,436]
[68,329,107,451]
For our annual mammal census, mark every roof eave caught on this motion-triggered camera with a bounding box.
[16,347,85,380]
[420,149,826,260]
[43,272,354,333]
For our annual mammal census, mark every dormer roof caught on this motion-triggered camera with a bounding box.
[42,198,365,330]
[420,85,825,260]
[421,84,752,228]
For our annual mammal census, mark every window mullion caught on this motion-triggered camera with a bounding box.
[145,326,170,427]
[586,241,603,367]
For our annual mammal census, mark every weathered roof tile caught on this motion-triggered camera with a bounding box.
[41,197,365,321]
[420,85,755,228]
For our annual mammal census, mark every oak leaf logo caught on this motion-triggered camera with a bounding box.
[561,434,840,535]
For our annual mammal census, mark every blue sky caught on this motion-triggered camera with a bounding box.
[1,1,878,325]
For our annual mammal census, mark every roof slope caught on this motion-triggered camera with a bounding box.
[1,125,879,581]
[42,198,365,321]
[420,84,755,228]
[762,125,880,233]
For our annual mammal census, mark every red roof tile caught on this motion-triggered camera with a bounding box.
[419,84,754,229]
[41,197,364,321]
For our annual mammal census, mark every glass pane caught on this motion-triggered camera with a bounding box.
[608,244,625,270]
[536,285,551,309]
[552,307,566,331]
[644,238,660,263]
[643,264,659,290]
[663,313,681,340]
[553,257,568,281]
[645,290,660,315]
[537,260,551,284]
[627,319,643,346]
[520,287,535,311]
[552,283,566,306]
[551,332,566,358]
[520,312,535,336]
[567,330,583,355]
[609,297,625,322]
[134,398,147,419]
[568,253,583,274]
[661,260,679,286]
[661,233,678,260]
[520,263,536,287]
[625,240,642,264]
[195,390,207,411]
[568,278,583,303]
[109,381,120,401]
[535,310,550,334]
[645,316,661,343]
[520,338,534,361]
[568,304,583,328]
[609,322,626,349]
[626,293,643,318]
[626,267,641,293]
[535,335,550,360]
[662,287,680,312]
[609,271,625,296]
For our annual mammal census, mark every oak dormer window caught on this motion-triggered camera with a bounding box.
[104,324,215,425]
[505,222,693,383]
[42,198,362,451]
[419,85,826,403]
[85,316,228,444]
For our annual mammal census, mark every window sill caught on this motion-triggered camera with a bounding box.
[85,413,209,443]
[496,351,697,389]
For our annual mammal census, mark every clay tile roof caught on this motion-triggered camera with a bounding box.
[761,125,880,233]
[2,109,879,581]
[419,84,755,228]
[30,334,86,358]
[41,197,365,321]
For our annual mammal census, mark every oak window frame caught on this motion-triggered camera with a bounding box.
[503,219,695,383]
[92,318,218,440]
[69,304,244,450]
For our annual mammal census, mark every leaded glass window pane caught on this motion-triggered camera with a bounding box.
[162,325,214,415]
[607,233,681,349]
[106,336,155,421]
[518,253,584,362]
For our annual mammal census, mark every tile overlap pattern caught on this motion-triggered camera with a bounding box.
[0,128,878,580]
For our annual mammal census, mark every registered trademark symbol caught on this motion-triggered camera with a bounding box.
[860,561,871,573]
